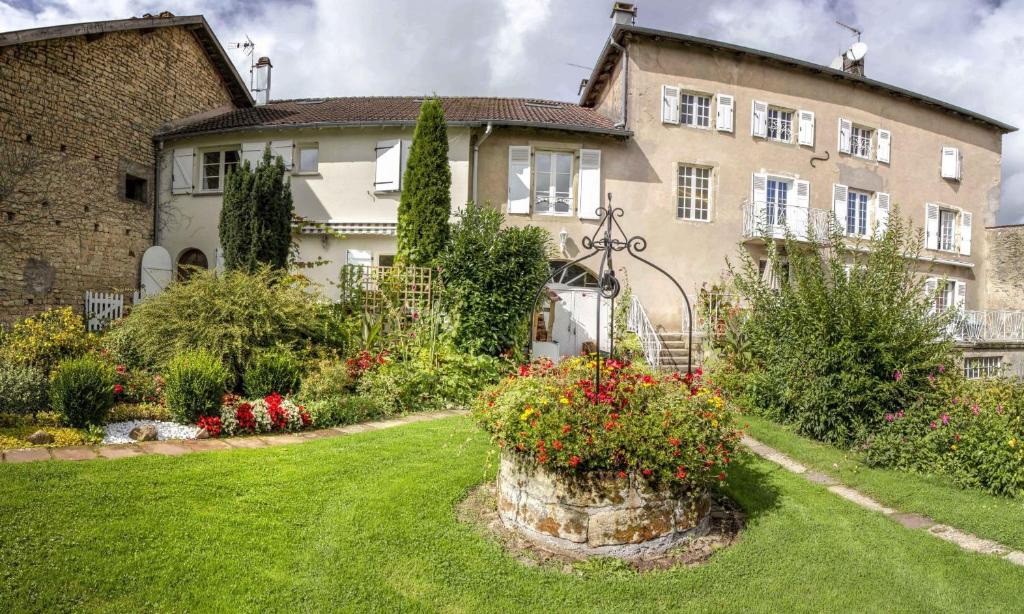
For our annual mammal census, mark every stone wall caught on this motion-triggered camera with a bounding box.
[0,24,236,325]
[985,225,1024,310]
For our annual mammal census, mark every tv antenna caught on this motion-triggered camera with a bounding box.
[228,35,257,89]
[835,20,862,41]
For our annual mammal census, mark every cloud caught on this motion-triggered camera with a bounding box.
[3,0,1023,222]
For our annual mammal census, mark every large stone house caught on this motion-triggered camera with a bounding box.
[0,13,251,324]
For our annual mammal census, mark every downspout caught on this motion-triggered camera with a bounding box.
[153,139,162,247]
[471,122,493,205]
[609,38,628,129]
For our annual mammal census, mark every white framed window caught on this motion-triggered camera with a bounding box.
[934,279,955,311]
[676,165,711,221]
[765,177,791,226]
[846,189,870,237]
[938,208,957,252]
[964,356,1002,380]
[534,151,574,216]
[850,125,873,159]
[200,148,240,191]
[681,92,711,128]
[297,143,319,174]
[346,249,373,268]
[766,107,793,142]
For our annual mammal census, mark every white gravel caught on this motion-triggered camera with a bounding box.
[102,420,201,445]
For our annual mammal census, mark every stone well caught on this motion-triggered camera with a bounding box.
[496,453,711,558]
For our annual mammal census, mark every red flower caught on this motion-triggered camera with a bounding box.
[197,415,222,438]
[675,466,688,479]
[668,437,681,447]
[568,455,581,468]
[560,424,571,435]
[552,440,563,451]
[642,468,653,476]
[115,365,127,375]
[236,403,256,432]
[717,472,727,481]
[113,384,124,395]
[617,471,627,479]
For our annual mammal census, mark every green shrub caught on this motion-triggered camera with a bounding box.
[49,356,115,427]
[397,97,452,267]
[438,205,550,355]
[0,307,94,372]
[164,350,229,423]
[0,363,48,415]
[243,348,303,397]
[108,402,171,422]
[107,267,335,381]
[304,396,386,428]
[728,210,956,445]
[298,360,355,404]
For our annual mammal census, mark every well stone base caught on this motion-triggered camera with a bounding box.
[496,453,711,558]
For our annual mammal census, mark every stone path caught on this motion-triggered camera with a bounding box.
[0,410,468,464]
[742,436,1024,568]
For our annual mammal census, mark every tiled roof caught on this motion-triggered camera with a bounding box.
[156,97,628,138]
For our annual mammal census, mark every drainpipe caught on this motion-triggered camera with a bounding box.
[471,122,493,205]
[609,38,628,129]
[153,140,162,246]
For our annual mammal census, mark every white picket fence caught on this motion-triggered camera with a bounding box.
[84,290,146,332]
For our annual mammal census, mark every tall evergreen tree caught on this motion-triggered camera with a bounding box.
[397,97,451,267]
[218,146,294,272]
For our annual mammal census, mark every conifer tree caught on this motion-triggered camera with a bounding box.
[218,146,294,272]
[397,97,451,267]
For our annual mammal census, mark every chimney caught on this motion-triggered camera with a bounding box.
[253,56,272,106]
[610,2,637,26]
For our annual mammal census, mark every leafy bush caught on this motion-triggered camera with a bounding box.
[111,364,164,404]
[49,356,116,428]
[243,348,303,397]
[0,363,48,415]
[298,360,355,403]
[864,367,1024,496]
[0,307,94,372]
[305,396,386,428]
[727,211,955,444]
[105,267,334,380]
[164,350,229,423]
[108,402,170,422]
[473,357,741,488]
[438,205,550,355]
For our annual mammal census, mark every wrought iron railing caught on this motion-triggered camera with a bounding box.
[742,202,833,242]
[951,310,1024,344]
[627,295,663,369]
[850,134,873,158]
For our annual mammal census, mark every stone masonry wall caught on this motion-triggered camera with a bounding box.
[0,24,236,325]
[985,225,1024,310]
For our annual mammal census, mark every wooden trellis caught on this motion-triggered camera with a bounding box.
[339,265,433,318]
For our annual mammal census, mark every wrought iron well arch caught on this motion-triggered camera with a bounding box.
[528,194,695,395]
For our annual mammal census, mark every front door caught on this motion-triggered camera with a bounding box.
[551,289,611,356]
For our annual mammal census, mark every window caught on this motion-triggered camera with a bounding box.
[939,209,957,252]
[846,189,870,237]
[297,144,319,173]
[758,258,790,290]
[850,126,873,159]
[964,356,1002,380]
[766,108,793,142]
[124,174,147,203]
[534,151,573,215]
[681,93,711,128]
[765,178,790,226]
[378,254,396,267]
[346,250,373,268]
[200,149,239,191]
[934,280,956,312]
[676,165,711,221]
[549,260,599,288]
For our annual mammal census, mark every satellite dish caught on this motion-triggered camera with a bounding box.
[847,41,868,61]
[830,55,845,70]
[140,246,173,297]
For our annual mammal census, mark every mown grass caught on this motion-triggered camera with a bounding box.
[742,413,1024,552]
[1,416,1022,613]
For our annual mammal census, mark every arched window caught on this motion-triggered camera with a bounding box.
[548,260,599,288]
[176,248,208,281]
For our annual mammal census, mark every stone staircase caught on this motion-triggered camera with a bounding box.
[655,332,702,373]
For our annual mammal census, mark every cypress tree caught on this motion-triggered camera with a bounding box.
[218,146,294,272]
[397,97,451,267]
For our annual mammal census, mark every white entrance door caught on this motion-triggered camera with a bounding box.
[551,289,611,356]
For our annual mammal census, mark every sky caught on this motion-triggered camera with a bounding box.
[3,0,1023,224]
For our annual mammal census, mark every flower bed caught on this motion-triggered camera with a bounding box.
[473,357,741,556]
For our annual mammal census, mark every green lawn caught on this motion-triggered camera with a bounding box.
[1,416,1022,613]
[742,413,1024,552]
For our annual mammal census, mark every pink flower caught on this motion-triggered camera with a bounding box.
[885,413,895,422]
[938,364,946,373]
[115,365,127,375]
[941,414,950,426]
[997,404,1005,415]
[930,421,938,430]
[896,410,905,419]
[893,370,903,382]
[927,374,936,384]
[971,404,980,416]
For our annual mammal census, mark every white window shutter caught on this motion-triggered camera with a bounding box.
[662,85,680,124]
[400,139,412,189]
[578,149,601,220]
[924,277,938,312]
[925,203,940,249]
[876,129,891,163]
[838,118,852,154]
[507,145,532,214]
[751,173,768,209]
[832,183,849,229]
[215,246,225,272]
[797,110,815,146]
[793,180,810,240]
[955,281,967,310]
[374,139,401,191]
[716,94,734,132]
[959,211,973,256]
[941,146,961,180]
[270,140,293,170]
[241,142,265,169]
[875,192,891,236]
[171,148,194,194]
[751,100,768,138]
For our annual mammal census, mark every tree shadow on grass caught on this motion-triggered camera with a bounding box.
[720,452,783,522]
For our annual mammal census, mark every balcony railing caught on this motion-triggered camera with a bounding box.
[850,135,872,158]
[742,202,833,242]
[951,310,1024,344]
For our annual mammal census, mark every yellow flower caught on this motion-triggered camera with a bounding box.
[559,397,570,405]
[519,407,534,421]
[1010,438,1018,448]
[950,444,957,451]
[711,419,719,427]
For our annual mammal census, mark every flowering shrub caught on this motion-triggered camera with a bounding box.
[473,357,742,490]
[0,307,95,372]
[345,350,388,380]
[196,415,223,438]
[864,366,1024,496]
[219,393,311,436]
[111,364,164,404]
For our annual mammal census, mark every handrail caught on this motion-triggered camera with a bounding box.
[951,310,1024,344]
[742,202,833,242]
[627,295,662,369]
